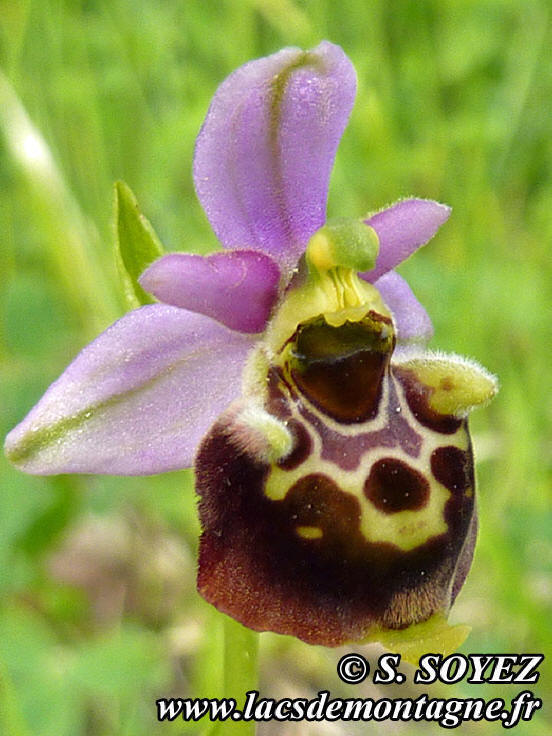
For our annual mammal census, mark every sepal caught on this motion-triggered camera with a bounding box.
[372,270,434,343]
[5,306,254,475]
[193,41,357,270]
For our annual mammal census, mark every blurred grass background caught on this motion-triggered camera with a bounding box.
[1,0,551,734]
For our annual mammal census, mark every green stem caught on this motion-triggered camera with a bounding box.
[212,616,259,736]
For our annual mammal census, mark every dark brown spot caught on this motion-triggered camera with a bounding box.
[431,446,471,493]
[393,367,462,434]
[441,426,475,534]
[364,458,430,513]
[277,419,311,470]
[282,474,365,557]
[288,314,394,424]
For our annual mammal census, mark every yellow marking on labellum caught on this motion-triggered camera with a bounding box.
[260,347,472,552]
[296,525,323,539]
[359,483,448,551]
[262,359,474,552]
[264,420,458,552]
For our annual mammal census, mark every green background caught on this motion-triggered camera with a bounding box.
[1,0,550,734]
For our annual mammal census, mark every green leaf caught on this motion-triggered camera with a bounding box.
[114,181,165,308]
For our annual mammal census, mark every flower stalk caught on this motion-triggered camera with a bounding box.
[217,617,259,735]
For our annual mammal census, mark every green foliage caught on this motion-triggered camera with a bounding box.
[1,1,551,734]
[115,180,165,308]
[0,606,171,736]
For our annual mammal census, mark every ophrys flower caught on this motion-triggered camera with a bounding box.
[5,42,497,652]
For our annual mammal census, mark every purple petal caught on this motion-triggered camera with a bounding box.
[372,270,434,342]
[5,305,255,475]
[139,250,280,334]
[194,41,356,273]
[363,198,451,281]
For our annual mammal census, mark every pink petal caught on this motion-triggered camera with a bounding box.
[5,305,255,475]
[139,250,280,334]
[372,270,434,342]
[193,41,356,273]
[364,198,451,281]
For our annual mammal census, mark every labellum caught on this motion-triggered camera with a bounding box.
[196,220,494,647]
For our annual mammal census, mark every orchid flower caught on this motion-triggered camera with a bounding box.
[5,42,497,654]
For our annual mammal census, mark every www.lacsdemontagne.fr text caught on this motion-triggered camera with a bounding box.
[156,688,541,729]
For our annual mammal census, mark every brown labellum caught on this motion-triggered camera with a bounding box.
[195,314,478,645]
